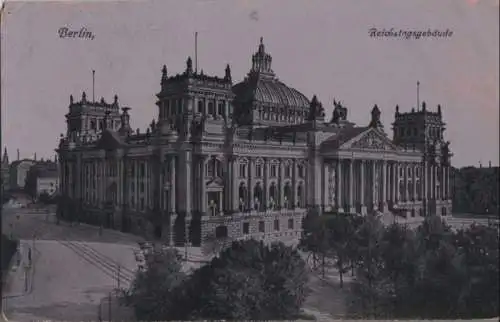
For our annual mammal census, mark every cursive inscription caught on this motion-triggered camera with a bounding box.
[58,27,95,40]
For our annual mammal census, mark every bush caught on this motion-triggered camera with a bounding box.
[121,248,186,321]
[176,239,309,320]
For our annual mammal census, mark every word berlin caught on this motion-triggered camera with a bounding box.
[58,27,95,40]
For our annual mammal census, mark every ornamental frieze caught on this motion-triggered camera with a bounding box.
[351,131,391,150]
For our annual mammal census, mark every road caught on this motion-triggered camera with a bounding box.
[2,206,142,321]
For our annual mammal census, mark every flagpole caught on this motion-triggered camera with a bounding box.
[92,70,95,103]
[417,81,420,111]
[195,32,198,73]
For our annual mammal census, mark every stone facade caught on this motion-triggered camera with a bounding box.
[56,38,453,246]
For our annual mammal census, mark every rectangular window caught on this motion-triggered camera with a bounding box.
[243,222,250,235]
[288,218,294,230]
[140,198,145,210]
[239,164,247,178]
[271,165,278,177]
[140,163,145,177]
[140,182,144,193]
[258,220,265,233]
[274,219,280,231]
[256,164,263,178]
[285,165,291,178]
[298,165,304,178]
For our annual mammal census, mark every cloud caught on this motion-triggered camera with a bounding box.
[249,10,259,21]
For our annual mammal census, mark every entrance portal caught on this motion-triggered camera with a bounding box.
[215,225,228,238]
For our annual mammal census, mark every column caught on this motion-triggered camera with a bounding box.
[169,156,176,213]
[403,162,408,202]
[445,166,450,200]
[200,156,207,214]
[232,157,239,212]
[248,158,254,210]
[430,164,434,200]
[292,159,297,209]
[412,163,417,201]
[371,160,376,209]
[264,158,269,210]
[348,159,354,211]
[279,159,285,208]
[382,160,387,210]
[336,159,342,211]
[424,161,428,199]
[323,162,329,211]
[394,162,399,203]
[435,165,439,200]
[184,152,192,215]
[360,160,365,212]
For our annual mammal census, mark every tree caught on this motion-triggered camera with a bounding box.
[324,213,357,288]
[349,214,387,317]
[178,239,309,320]
[201,232,231,258]
[122,248,187,321]
[299,207,330,271]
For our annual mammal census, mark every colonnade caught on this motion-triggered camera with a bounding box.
[59,154,452,217]
[323,158,452,213]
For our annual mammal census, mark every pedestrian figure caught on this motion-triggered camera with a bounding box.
[28,247,32,264]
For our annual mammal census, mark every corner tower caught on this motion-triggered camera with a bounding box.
[392,102,447,150]
[65,92,122,140]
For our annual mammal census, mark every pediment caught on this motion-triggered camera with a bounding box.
[207,177,224,188]
[341,128,398,151]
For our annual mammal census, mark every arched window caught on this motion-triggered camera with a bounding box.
[269,183,278,209]
[255,163,263,178]
[253,183,263,210]
[297,184,304,208]
[218,102,224,116]
[208,102,215,116]
[206,160,214,177]
[198,100,204,114]
[284,183,292,209]
[239,183,248,211]
[285,163,292,178]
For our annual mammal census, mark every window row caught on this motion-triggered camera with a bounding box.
[238,162,305,178]
[242,218,295,235]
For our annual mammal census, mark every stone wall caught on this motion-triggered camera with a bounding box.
[201,209,306,244]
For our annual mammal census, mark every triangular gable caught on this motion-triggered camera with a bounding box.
[341,127,399,151]
[96,130,123,151]
[207,177,224,189]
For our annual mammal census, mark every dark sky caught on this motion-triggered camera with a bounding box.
[1,0,498,167]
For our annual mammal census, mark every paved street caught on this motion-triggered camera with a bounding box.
[2,207,142,321]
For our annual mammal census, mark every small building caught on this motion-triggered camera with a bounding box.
[36,169,59,197]
[1,147,10,194]
[24,159,59,199]
[9,159,36,191]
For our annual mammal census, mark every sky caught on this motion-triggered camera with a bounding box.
[1,0,499,167]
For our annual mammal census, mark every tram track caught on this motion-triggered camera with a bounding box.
[58,240,136,285]
[29,215,138,286]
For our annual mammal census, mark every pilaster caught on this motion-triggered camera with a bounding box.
[371,160,376,210]
[381,160,387,211]
[279,158,285,208]
[200,155,208,214]
[348,159,354,212]
[248,157,254,210]
[169,156,176,213]
[336,159,343,212]
[360,160,366,214]
[231,157,239,212]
